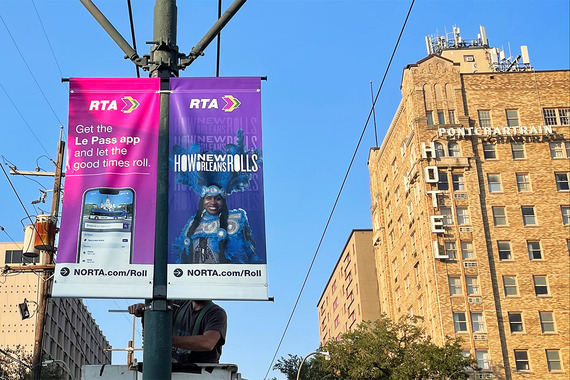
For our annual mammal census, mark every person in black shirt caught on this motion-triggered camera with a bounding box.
[128,300,227,363]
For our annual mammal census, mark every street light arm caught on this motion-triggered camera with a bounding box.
[296,351,330,380]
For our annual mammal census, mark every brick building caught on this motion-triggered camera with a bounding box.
[317,229,381,346]
[0,242,111,379]
[368,27,569,379]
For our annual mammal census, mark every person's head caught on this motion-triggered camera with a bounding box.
[204,194,224,215]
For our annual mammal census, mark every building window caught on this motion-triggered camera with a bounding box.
[549,141,570,159]
[452,173,465,191]
[456,207,470,225]
[449,276,462,295]
[503,276,518,296]
[435,142,445,158]
[508,312,524,333]
[482,142,497,159]
[448,110,456,124]
[546,350,563,372]
[453,312,468,332]
[331,280,337,293]
[426,110,434,125]
[461,241,474,260]
[527,241,542,260]
[478,110,492,128]
[498,241,512,260]
[437,110,445,124]
[404,275,411,294]
[441,207,453,225]
[539,311,556,333]
[533,276,549,296]
[438,171,449,191]
[334,315,339,328]
[476,350,490,370]
[448,141,460,156]
[445,241,457,259]
[492,206,507,226]
[392,258,398,279]
[391,158,398,178]
[514,350,530,371]
[396,287,401,306]
[506,109,519,127]
[522,206,537,226]
[333,298,338,311]
[516,173,531,192]
[402,246,408,264]
[543,107,570,125]
[555,172,570,191]
[471,312,485,332]
[487,174,502,192]
[511,142,526,159]
[466,276,479,295]
[562,206,570,225]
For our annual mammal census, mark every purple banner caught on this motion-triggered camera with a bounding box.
[168,77,268,300]
[53,78,160,299]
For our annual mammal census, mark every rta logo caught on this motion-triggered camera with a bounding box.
[188,96,241,112]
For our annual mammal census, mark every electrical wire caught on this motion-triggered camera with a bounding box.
[0,226,24,251]
[30,0,68,103]
[262,1,416,378]
[0,81,52,159]
[126,0,140,78]
[0,15,66,138]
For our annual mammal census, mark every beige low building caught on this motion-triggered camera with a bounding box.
[0,242,111,379]
[317,229,381,346]
[368,27,569,379]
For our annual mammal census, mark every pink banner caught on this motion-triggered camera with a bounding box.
[53,78,159,298]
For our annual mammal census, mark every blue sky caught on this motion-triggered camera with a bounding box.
[0,1,568,379]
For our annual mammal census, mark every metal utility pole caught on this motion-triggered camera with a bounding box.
[143,1,177,378]
[78,1,247,378]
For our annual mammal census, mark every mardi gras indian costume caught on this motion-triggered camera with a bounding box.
[171,129,262,264]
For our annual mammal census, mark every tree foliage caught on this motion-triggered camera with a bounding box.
[274,316,476,380]
[0,347,63,380]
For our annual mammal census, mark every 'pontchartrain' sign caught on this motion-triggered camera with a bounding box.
[438,125,554,138]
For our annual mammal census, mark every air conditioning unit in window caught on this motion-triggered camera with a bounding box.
[464,262,478,268]
[473,334,488,341]
[468,296,482,304]
[454,193,468,199]
[459,226,473,233]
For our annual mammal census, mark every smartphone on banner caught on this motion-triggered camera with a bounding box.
[77,188,135,265]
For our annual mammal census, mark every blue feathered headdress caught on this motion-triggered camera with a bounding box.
[172,129,262,197]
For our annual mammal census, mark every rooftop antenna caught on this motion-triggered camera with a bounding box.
[479,25,488,46]
[425,35,433,55]
[521,46,530,65]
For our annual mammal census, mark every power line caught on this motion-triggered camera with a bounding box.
[30,0,67,85]
[262,1,416,378]
[0,15,66,137]
[0,226,23,250]
[126,0,140,78]
[0,81,52,158]
[0,163,36,228]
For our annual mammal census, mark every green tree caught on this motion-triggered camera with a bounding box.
[0,347,64,380]
[273,353,333,380]
[274,316,476,380]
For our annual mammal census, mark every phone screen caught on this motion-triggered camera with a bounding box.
[77,188,135,265]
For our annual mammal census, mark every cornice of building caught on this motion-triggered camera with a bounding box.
[316,229,372,307]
